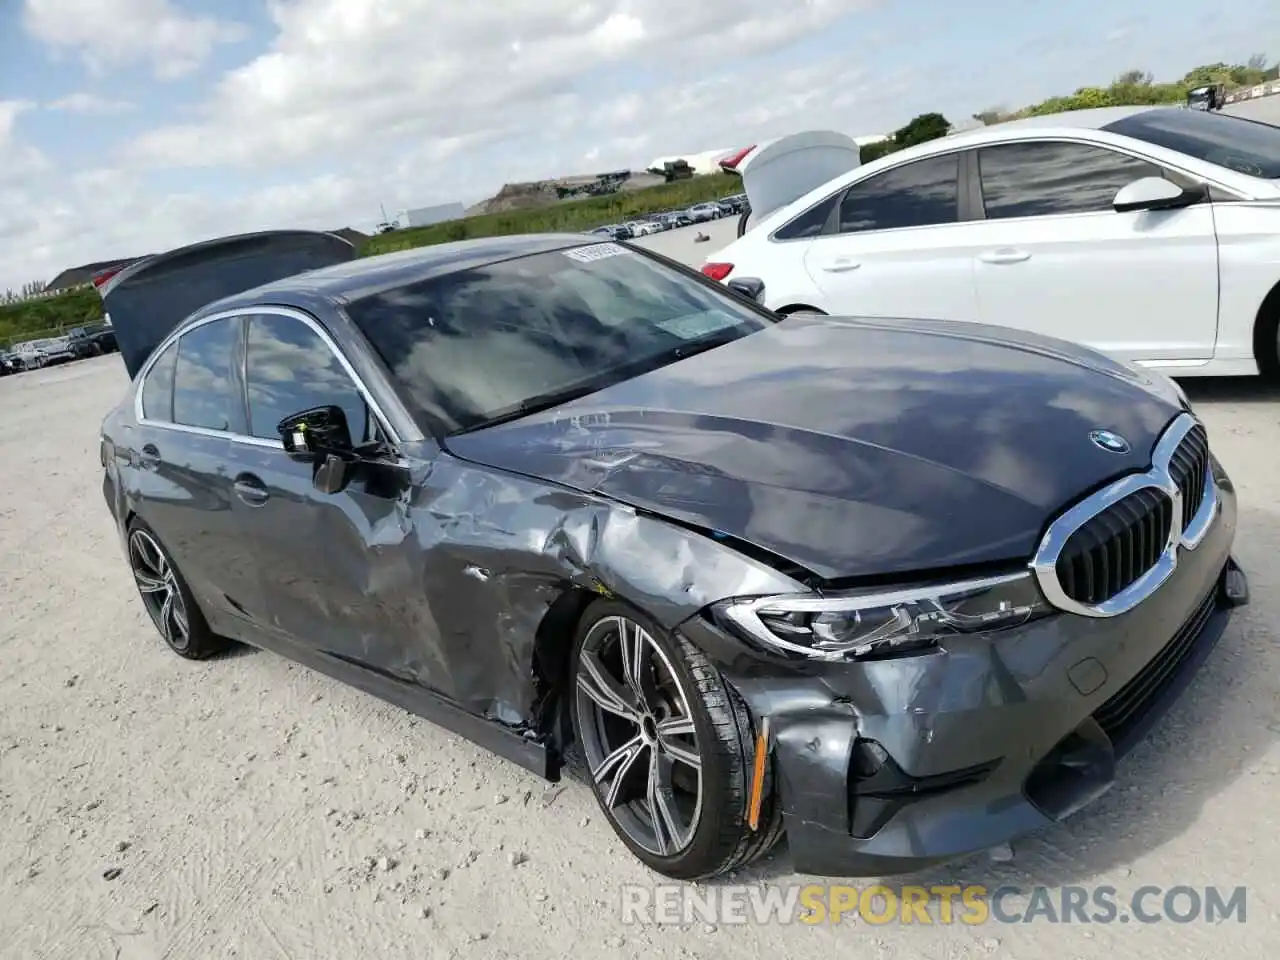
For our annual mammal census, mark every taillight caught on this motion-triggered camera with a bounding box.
[718,145,756,173]
[701,262,734,282]
[91,266,124,294]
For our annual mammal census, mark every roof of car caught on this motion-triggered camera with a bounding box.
[201,232,597,315]
[984,104,1158,132]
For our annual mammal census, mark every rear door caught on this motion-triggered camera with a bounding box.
[965,139,1220,362]
[800,152,983,321]
[129,316,267,638]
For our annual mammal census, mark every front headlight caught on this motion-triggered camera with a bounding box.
[713,572,1048,662]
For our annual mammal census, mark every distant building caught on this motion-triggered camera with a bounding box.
[45,257,148,294]
[395,203,466,229]
[646,149,735,176]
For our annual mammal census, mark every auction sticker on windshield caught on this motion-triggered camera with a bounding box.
[563,243,626,262]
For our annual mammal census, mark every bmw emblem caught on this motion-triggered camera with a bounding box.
[1089,429,1130,454]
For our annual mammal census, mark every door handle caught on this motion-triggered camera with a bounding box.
[138,443,161,467]
[233,473,270,506]
[820,259,861,273]
[978,249,1031,265]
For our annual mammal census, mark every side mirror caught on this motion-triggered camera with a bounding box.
[278,404,354,459]
[726,277,766,302]
[278,406,356,495]
[1113,176,1206,214]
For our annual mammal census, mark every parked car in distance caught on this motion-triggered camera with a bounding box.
[0,351,18,375]
[705,106,1280,379]
[100,229,1246,882]
[686,203,721,223]
[659,211,693,229]
[12,337,75,370]
[624,220,663,237]
[590,224,634,240]
[1186,84,1225,111]
[68,323,119,358]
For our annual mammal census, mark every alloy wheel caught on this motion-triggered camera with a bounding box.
[575,615,703,857]
[128,528,191,652]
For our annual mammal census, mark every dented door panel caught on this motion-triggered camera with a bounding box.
[229,438,803,736]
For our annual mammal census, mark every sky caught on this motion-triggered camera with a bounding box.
[1,0,1277,293]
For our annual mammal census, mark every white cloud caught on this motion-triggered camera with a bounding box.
[22,0,247,79]
[126,0,879,171]
[46,93,135,115]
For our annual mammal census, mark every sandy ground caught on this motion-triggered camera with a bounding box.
[4,123,1280,958]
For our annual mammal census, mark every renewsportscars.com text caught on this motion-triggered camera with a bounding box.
[620,883,1248,926]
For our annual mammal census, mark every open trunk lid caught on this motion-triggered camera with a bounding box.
[95,230,358,379]
[719,131,862,234]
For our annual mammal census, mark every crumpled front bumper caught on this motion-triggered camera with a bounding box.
[684,469,1246,878]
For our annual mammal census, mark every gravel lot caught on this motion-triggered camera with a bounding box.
[3,108,1280,958]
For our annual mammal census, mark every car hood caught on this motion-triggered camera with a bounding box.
[444,314,1183,582]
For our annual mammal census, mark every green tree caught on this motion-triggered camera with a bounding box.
[893,112,951,148]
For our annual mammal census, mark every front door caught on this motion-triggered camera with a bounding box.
[802,151,982,322]
[966,139,1220,363]
[226,310,432,684]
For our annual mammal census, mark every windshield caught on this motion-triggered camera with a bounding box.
[345,243,774,434]
[1103,108,1280,178]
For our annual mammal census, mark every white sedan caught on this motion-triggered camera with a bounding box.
[703,106,1280,379]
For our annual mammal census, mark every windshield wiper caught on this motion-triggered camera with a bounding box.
[448,329,747,436]
[634,328,745,372]
[450,382,607,435]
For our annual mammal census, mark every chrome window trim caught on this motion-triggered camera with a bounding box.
[1030,412,1219,619]
[133,305,403,448]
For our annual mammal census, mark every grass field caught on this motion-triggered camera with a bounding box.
[0,172,742,345]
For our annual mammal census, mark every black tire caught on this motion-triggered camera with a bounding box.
[569,598,783,880]
[737,209,751,238]
[125,518,230,660]
[1256,295,1280,383]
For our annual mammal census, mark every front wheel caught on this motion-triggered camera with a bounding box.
[569,600,782,880]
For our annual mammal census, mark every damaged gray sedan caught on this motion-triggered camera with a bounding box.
[98,229,1248,880]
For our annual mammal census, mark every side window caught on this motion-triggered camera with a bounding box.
[173,319,236,431]
[774,194,839,240]
[140,340,178,421]
[836,154,960,234]
[244,314,373,442]
[977,141,1163,219]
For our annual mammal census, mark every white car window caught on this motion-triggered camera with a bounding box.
[977,141,1162,219]
[1103,109,1280,179]
[835,154,960,234]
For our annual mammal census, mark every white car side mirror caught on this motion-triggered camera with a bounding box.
[1113,176,1203,214]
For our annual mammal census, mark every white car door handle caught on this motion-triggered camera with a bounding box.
[820,259,861,273]
[978,249,1031,265]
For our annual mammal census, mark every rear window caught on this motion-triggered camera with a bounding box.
[1103,108,1280,179]
[344,244,772,434]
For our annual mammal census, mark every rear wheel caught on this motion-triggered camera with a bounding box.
[127,520,229,660]
[569,599,782,880]
[737,208,751,237]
